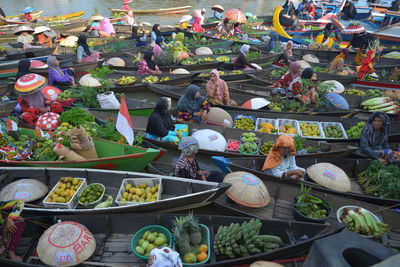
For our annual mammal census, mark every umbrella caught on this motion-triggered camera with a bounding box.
[225,9,247,23]
[14,74,47,95]
[23,7,33,13]
[241,98,270,110]
[36,112,60,131]
[179,15,192,23]
[341,24,366,34]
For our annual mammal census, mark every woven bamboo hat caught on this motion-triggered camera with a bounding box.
[90,15,105,21]
[224,171,270,208]
[250,261,284,267]
[212,5,225,12]
[0,179,48,202]
[37,221,96,266]
[14,73,47,95]
[307,163,351,192]
[206,107,233,127]
[13,25,34,35]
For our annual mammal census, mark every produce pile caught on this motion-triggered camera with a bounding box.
[268,100,307,113]
[235,117,255,130]
[345,89,365,96]
[44,177,84,204]
[216,56,230,62]
[294,135,319,154]
[239,132,258,154]
[227,140,240,152]
[141,76,160,83]
[199,70,243,77]
[116,76,137,85]
[278,123,297,134]
[340,207,389,237]
[173,214,209,264]
[357,161,400,200]
[311,66,328,73]
[269,68,287,79]
[57,90,74,100]
[346,122,365,139]
[135,230,170,257]
[246,51,260,61]
[241,132,258,143]
[323,125,344,138]
[361,97,399,114]
[294,185,329,220]
[79,184,104,206]
[119,182,159,203]
[181,57,198,65]
[213,48,231,54]
[366,89,384,97]
[299,122,322,137]
[257,122,276,134]
[160,77,170,82]
[260,141,273,155]
[214,218,283,258]
[199,57,215,62]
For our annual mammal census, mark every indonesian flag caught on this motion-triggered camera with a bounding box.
[116,94,134,145]
[7,120,18,132]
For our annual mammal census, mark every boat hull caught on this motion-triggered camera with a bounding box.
[110,6,192,15]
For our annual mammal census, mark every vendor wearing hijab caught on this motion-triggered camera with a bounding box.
[281,41,294,63]
[329,48,356,75]
[234,44,261,71]
[341,1,357,20]
[137,51,161,74]
[124,11,135,26]
[360,112,396,164]
[262,135,306,180]
[151,24,164,44]
[288,67,318,104]
[323,23,342,43]
[272,61,302,88]
[15,59,31,80]
[146,97,180,142]
[47,56,75,87]
[206,70,236,106]
[177,85,210,123]
[174,137,224,182]
[76,35,100,63]
[152,38,164,57]
[216,18,230,36]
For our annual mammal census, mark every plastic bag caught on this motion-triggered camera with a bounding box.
[97,91,120,109]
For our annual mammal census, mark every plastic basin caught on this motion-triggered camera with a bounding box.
[292,193,332,224]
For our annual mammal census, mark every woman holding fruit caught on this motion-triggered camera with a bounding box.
[262,135,306,180]
[206,70,237,106]
[177,85,210,123]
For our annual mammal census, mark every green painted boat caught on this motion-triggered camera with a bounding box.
[0,128,163,171]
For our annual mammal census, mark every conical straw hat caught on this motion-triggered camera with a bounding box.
[224,171,270,208]
[37,221,96,266]
[250,261,284,267]
[0,179,48,202]
[307,163,351,192]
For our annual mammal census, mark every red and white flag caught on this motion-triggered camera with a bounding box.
[7,119,18,132]
[116,94,134,145]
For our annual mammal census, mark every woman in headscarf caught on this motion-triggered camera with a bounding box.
[272,61,302,88]
[0,200,25,262]
[323,23,342,43]
[216,18,230,36]
[328,48,356,75]
[124,11,135,26]
[99,18,116,37]
[152,38,164,57]
[177,85,210,123]
[288,67,318,104]
[281,41,294,63]
[137,51,161,74]
[360,112,397,164]
[151,24,164,44]
[234,44,261,71]
[146,97,180,143]
[174,137,224,182]
[76,35,100,63]
[228,22,242,37]
[15,59,31,80]
[206,70,236,106]
[47,56,75,87]
[262,135,306,180]
[192,17,204,33]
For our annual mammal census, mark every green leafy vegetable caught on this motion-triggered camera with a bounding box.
[59,108,95,126]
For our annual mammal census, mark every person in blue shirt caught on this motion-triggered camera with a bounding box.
[212,5,224,19]
[297,0,308,12]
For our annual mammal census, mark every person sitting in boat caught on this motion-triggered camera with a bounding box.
[216,18,230,36]
[87,14,104,37]
[137,51,162,75]
[228,22,242,37]
[199,8,206,25]
[328,48,356,75]
[15,26,36,49]
[0,200,25,262]
[206,70,237,106]
[297,0,308,17]
[122,0,132,11]
[265,32,280,53]
[272,61,302,88]
[146,97,181,143]
[281,40,294,63]
[303,1,315,20]
[33,27,53,48]
[47,56,75,87]
[234,44,261,71]
[151,24,164,44]
[99,18,116,37]
[212,5,224,20]
[360,111,397,164]
[177,85,210,123]
[175,136,224,182]
[76,35,101,63]
[341,1,357,20]
[21,7,37,23]
[282,0,296,16]
[15,59,31,81]
[323,23,342,43]
[288,67,318,104]
[152,38,164,57]
[192,17,204,33]
[124,11,136,26]
[262,135,306,180]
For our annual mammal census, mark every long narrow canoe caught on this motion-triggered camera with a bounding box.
[0,128,162,172]
[0,212,342,266]
[0,167,228,215]
[110,5,192,15]
[149,161,400,251]
[31,60,103,77]
[0,11,43,26]
[41,11,86,22]
[5,47,56,61]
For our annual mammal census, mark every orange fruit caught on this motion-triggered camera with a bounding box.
[198,244,208,253]
[197,252,207,262]
[183,253,197,264]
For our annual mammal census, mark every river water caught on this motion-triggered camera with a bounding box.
[0,0,283,25]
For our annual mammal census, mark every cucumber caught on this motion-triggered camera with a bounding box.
[258,235,283,245]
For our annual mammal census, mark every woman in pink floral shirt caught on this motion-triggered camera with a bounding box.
[137,51,162,75]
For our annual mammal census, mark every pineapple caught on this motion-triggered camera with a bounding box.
[172,217,191,255]
[185,213,202,245]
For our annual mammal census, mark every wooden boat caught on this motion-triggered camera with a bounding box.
[0,167,228,215]
[107,72,200,93]
[149,162,400,251]
[41,11,86,22]
[4,11,43,20]
[221,53,283,71]
[0,128,162,171]
[0,11,43,26]
[212,157,400,207]
[0,213,342,267]
[5,47,56,61]
[31,60,103,77]
[0,101,16,118]
[110,5,192,15]
[352,78,400,91]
